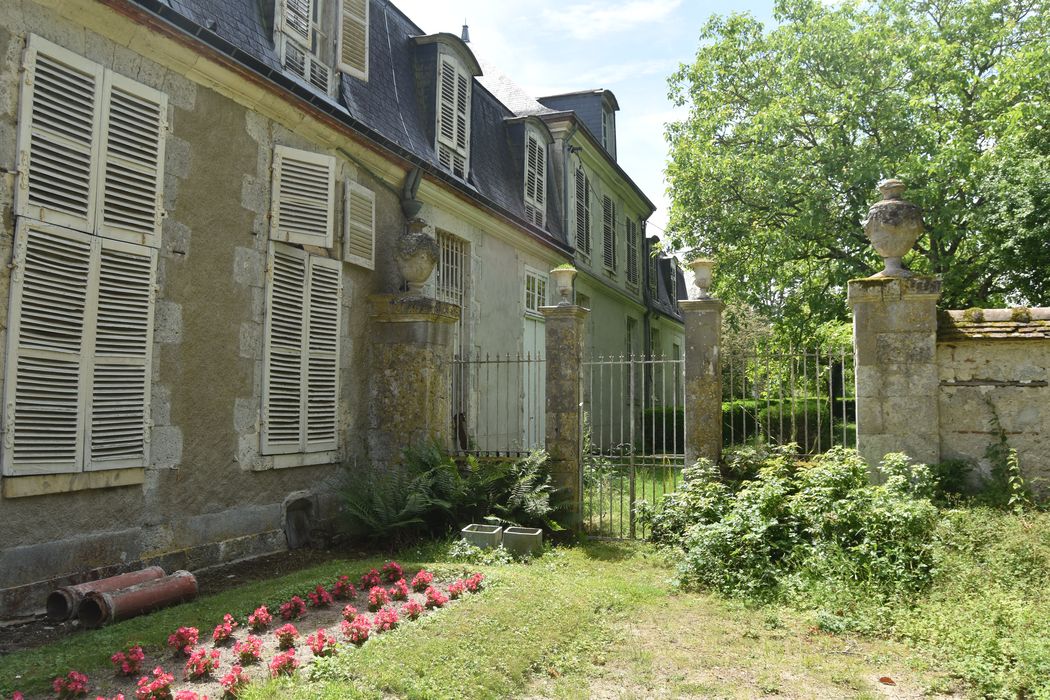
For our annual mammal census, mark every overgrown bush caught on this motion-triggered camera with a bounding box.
[341,445,561,545]
[641,446,939,599]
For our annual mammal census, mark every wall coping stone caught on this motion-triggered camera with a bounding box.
[847,276,942,306]
[369,294,460,323]
[938,307,1050,342]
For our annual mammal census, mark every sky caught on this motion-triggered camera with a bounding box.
[391,0,776,243]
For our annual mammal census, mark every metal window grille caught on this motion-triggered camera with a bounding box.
[436,232,466,307]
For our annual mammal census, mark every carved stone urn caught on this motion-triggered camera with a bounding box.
[550,266,577,306]
[861,178,924,277]
[687,257,715,299]
[396,218,438,293]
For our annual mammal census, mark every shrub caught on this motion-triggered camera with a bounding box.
[646,448,939,600]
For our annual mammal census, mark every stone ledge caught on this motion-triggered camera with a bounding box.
[938,307,1050,341]
[847,276,942,305]
[2,468,145,499]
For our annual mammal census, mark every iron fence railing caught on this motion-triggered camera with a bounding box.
[722,347,856,455]
[450,353,545,458]
[582,355,685,539]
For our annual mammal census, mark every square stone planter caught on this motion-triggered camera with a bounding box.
[461,524,502,550]
[502,526,543,557]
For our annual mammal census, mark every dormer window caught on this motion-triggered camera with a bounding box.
[277,0,332,92]
[436,55,471,178]
[601,107,616,159]
[523,126,546,227]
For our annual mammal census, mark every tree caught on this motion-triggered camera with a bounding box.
[665,0,1050,344]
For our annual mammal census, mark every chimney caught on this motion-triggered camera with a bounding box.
[461,20,470,43]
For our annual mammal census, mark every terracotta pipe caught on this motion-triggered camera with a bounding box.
[78,571,198,628]
[46,566,166,621]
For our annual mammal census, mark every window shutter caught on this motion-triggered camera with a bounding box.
[524,132,546,227]
[436,57,470,178]
[279,0,313,48]
[271,146,335,248]
[97,72,167,247]
[305,256,341,452]
[263,245,308,454]
[338,0,369,79]
[15,35,104,233]
[455,70,470,153]
[648,249,657,296]
[2,223,92,476]
[344,181,375,269]
[437,59,458,150]
[602,196,616,270]
[626,218,639,285]
[574,169,590,253]
[88,238,155,470]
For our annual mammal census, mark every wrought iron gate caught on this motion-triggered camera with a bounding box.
[582,354,685,539]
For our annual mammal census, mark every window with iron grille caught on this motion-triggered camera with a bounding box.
[437,231,468,353]
[602,195,616,271]
[626,217,639,286]
[5,35,167,477]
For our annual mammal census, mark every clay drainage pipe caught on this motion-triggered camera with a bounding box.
[47,566,166,621]
[78,571,198,628]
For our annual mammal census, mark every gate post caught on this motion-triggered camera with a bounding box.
[541,303,588,530]
[681,290,724,467]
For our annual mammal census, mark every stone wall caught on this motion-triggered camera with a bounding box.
[936,308,1050,493]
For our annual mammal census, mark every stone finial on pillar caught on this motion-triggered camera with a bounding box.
[541,303,588,529]
[850,178,940,471]
[681,257,723,467]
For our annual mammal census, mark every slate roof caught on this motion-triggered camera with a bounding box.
[938,308,1050,342]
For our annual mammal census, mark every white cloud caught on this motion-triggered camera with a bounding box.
[544,0,684,40]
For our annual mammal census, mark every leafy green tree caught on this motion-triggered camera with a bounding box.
[666,0,1049,344]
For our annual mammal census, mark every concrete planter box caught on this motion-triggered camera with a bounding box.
[502,527,543,557]
[461,524,502,549]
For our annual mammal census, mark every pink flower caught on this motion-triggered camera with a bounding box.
[233,635,263,665]
[268,650,299,678]
[424,586,449,609]
[95,695,126,700]
[465,572,485,593]
[13,693,26,700]
[448,579,466,599]
[52,670,89,698]
[110,644,146,676]
[381,561,404,583]
[367,586,390,611]
[402,600,424,620]
[166,626,199,656]
[306,628,337,657]
[183,648,220,680]
[274,623,300,650]
[410,570,433,592]
[247,605,272,632]
[135,667,175,700]
[220,665,250,697]
[341,604,359,622]
[388,578,409,601]
[373,607,399,632]
[332,576,357,600]
[212,613,238,644]
[340,614,371,645]
[307,584,334,608]
[359,568,382,589]
[173,692,207,700]
[278,596,307,621]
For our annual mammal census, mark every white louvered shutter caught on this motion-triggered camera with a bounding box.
[88,238,155,470]
[603,196,616,270]
[97,72,167,247]
[344,181,375,269]
[15,35,104,233]
[305,256,341,452]
[2,223,93,475]
[279,0,313,48]
[338,0,369,79]
[626,218,639,285]
[263,245,308,454]
[436,57,470,178]
[271,146,335,248]
[524,132,546,227]
[574,169,590,253]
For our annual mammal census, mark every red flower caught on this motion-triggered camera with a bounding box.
[52,670,89,698]
[166,627,199,656]
[307,584,334,608]
[212,613,238,644]
[332,576,357,600]
[448,579,466,599]
[306,628,338,657]
[373,607,399,632]
[367,586,390,611]
[278,596,307,621]
[233,635,263,665]
[464,572,485,593]
[268,650,299,678]
[183,648,220,680]
[247,605,272,632]
[341,604,359,622]
[110,644,146,676]
[402,600,424,620]
[388,578,409,601]
[381,561,404,583]
[220,665,250,697]
[359,568,382,589]
[273,623,300,650]
[341,614,371,645]
[410,570,433,592]
[134,667,174,700]
[424,586,449,609]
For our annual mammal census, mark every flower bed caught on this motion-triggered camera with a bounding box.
[15,563,485,699]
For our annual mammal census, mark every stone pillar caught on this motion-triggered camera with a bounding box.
[541,304,588,529]
[681,298,724,466]
[848,276,941,469]
[368,294,459,468]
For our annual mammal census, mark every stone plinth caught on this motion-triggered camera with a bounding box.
[848,276,941,471]
[541,304,588,529]
[681,298,724,466]
[368,294,460,468]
